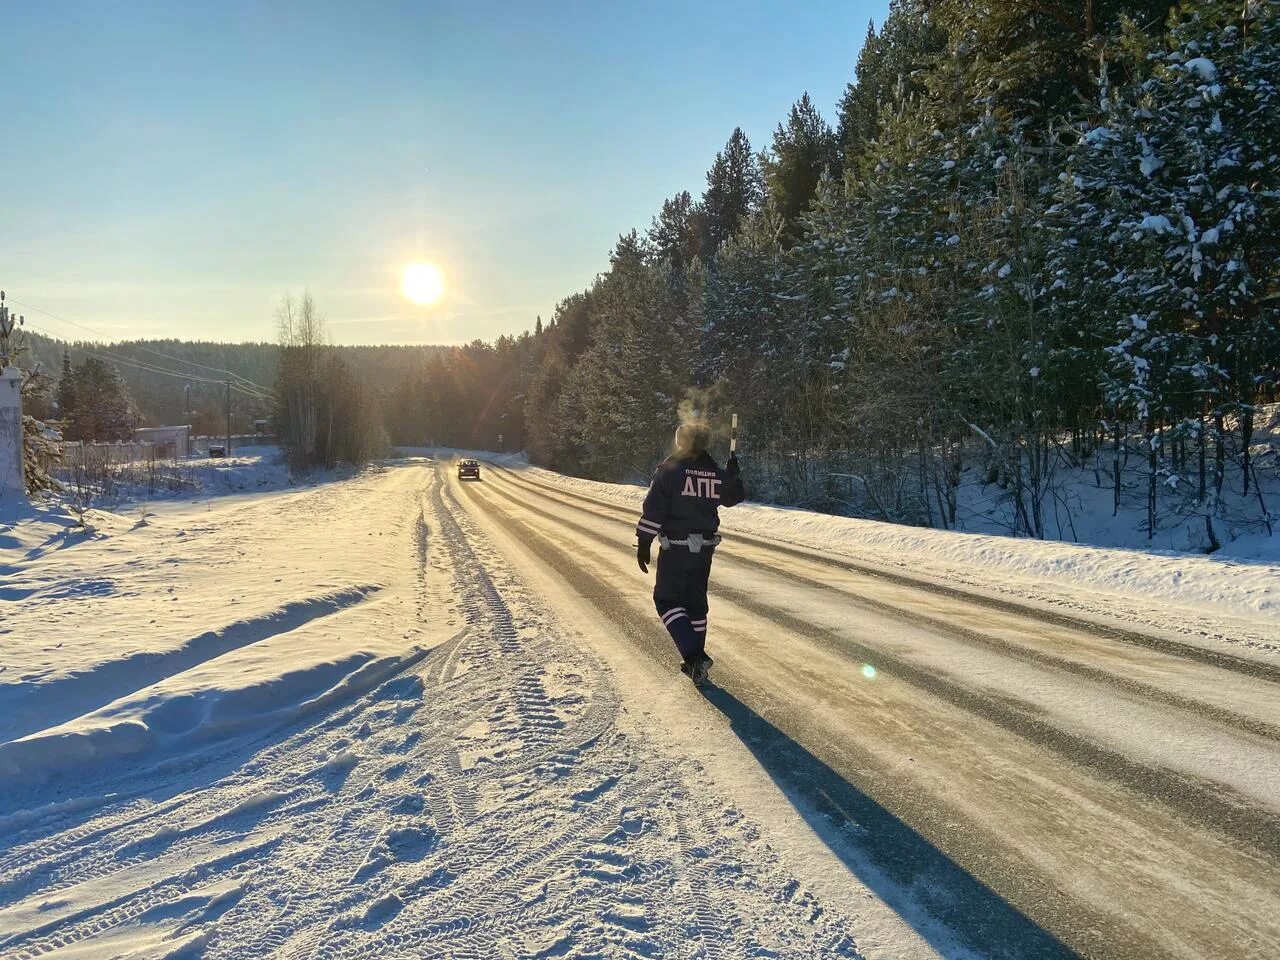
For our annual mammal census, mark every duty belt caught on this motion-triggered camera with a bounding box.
[658,532,722,554]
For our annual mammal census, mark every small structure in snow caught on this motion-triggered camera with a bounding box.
[0,365,25,510]
[134,425,192,459]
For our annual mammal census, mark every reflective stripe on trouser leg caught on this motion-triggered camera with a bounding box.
[689,616,707,657]
[658,605,700,660]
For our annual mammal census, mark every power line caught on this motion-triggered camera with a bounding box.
[28,297,275,391]
[10,296,278,395]
[39,337,275,402]
[230,385,276,403]
[84,349,223,385]
[229,383,276,403]
[87,351,276,404]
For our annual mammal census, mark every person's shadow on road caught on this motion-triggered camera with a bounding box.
[697,682,1080,960]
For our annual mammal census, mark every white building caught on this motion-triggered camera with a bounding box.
[134,425,192,459]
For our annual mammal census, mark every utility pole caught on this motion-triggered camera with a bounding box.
[225,380,232,457]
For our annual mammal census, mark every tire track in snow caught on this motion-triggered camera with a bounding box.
[296,464,859,960]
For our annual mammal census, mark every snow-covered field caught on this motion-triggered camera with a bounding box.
[49,445,339,513]
[1,465,428,788]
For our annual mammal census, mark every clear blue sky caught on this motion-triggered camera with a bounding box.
[4,1,885,346]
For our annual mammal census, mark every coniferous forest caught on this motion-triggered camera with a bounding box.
[498,0,1278,547]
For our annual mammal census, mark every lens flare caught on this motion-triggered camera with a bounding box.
[402,262,445,306]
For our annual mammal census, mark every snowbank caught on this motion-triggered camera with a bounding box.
[1,461,441,800]
[0,633,428,786]
[0,586,383,744]
[731,500,1280,623]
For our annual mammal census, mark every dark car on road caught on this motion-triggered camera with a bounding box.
[458,459,481,481]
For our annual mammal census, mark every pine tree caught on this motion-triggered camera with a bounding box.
[933,0,1177,125]
[61,357,139,442]
[701,128,763,260]
[55,349,75,419]
[646,191,703,268]
[763,93,839,246]
[556,232,701,478]
[837,1,945,167]
[525,293,596,467]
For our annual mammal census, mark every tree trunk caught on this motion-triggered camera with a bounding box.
[918,432,934,528]
[1113,420,1122,517]
[1197,409,1207,503]
[1146,418,1157,540]
[1204,514,1220,553]
[1213,410,1225,502]
[1241,406,1254,496]
[949,437,960,527]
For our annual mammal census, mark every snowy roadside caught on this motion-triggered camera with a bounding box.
[45,444,350,515]
[0,462,437,790]
[477,454,1280,649]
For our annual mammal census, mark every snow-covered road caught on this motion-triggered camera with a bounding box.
[2,455,1277,959]
[458,460,1280,960]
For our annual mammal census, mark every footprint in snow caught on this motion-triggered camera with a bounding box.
[359,892,404,929]
[353,825,438,881]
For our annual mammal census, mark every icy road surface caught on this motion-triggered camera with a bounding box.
[1,455,1278,959]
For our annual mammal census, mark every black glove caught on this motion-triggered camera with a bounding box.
[636,539,651,573]
[726,453,741,477]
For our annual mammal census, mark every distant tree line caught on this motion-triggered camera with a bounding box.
[22,330,461,440]
[22,332,278,433]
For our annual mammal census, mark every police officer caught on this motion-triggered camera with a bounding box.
[634,421,744,683]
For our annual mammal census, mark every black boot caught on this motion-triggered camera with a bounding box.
[681,652,712,685]
[693,652,713,684]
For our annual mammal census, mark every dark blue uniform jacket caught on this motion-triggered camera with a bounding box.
[635,451,745,544]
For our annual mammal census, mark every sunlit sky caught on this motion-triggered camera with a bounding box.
[5,1,885,346]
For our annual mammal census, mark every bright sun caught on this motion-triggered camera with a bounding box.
[402,262,446,306]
